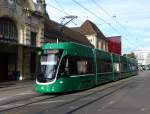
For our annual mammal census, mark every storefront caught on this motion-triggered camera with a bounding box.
[0,17,41,81]
[0,0,45,81]
[0,51,17,81]
[0,17,17,81]
[0,41,40,81]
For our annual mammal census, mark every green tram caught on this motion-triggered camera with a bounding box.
[35,42,138,93]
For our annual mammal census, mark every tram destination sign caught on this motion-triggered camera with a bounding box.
[43,50,59,54]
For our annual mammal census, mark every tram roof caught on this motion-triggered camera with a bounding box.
[42,42,93,50]
[42,42,94,57]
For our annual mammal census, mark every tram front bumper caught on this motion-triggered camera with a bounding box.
[35,83,65,93]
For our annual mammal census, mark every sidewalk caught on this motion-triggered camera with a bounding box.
[0,80,34,89]
[0,80,41,105]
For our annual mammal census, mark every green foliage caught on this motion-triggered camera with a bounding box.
[123,52,136,59]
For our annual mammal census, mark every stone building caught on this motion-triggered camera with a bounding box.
[72,20,108,51]
[0,0,45,81]
[135,50,150,65]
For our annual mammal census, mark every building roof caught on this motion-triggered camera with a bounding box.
[72,20,107,41]
[44,19,94,47]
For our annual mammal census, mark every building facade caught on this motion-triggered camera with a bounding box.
[0,0,45,81]
[44,19,93,47]
[108,36,121,55]
[72,20,108,51]
[135,50,150,65]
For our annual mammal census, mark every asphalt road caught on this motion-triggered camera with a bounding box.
[0,71,150,114]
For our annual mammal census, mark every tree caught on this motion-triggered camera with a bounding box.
[123,52,136,59]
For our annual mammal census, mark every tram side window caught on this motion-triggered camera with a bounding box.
[58,56,94,76]
[97,59,112,73]
[128,64,132,71]
[131,65,137,71]
[121,62,128,72]
[77,61,87,74]
[114,63,120,72]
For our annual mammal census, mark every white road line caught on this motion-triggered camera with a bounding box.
[141,108,148,112]
[15,92,35,96]
[0,98,7,101]
[108,101,115,105]
[0,92,36,102]
[0,103,24,110]
[98,100,116,111]
[30,99,72,106]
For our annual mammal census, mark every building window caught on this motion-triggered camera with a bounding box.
[31,32,37,46]
[0,17,17,42]
[101,41,104,50]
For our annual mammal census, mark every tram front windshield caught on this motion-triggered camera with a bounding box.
[37,50,62,83]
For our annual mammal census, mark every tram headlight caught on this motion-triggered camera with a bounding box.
[59,81,64,84]
[52,86,55,91]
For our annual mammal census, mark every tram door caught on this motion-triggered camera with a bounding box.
[0,53,8,81]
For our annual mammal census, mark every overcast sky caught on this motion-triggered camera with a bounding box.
[34,0,150,54]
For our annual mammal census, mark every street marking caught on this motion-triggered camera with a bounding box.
[29,99,69,106]
[0,98,7,101]
[0,103,25,110]
[98,100,116,111]
[108,101,115,105]
[141,108,148,112]
[80,97,96,101]
[15,92,35,96]
[69,106,80,109]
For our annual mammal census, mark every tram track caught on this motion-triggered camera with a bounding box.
[0,92,43,106]
[54,77,135,108]
[36,76,137,114]
[0,76,136,113]
[65,80,135,114]
[0,94,60,112]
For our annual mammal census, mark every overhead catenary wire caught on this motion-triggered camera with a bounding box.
[46,3,93,30]
[46,1,137,51]
[46,3,80,25]
[44,2,92,40]
[54,0,66,13]
[91,0,141,49]
[71,0,138,50]
[47,1,122,35]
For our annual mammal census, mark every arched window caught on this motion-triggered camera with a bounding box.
[0,17,17,42]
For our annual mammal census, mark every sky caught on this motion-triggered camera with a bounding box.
[34,0,150,54]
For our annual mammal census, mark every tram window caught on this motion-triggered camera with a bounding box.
[114,63,120,72]
[97,59,112,73]
[121,62,128,72]
[77,61,87,74]
[58,56,94,76]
